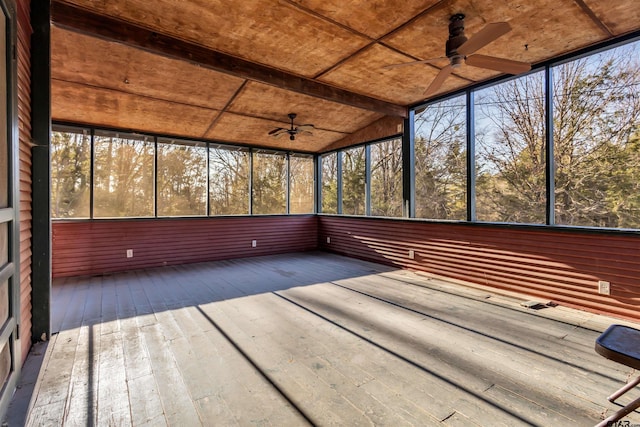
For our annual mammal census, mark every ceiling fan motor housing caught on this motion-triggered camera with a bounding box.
[446,13,468,64]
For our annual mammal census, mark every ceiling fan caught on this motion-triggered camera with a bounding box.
[386,13,531,97]
[268,113,315,141]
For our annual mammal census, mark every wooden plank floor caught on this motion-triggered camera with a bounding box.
[17,252,640,426]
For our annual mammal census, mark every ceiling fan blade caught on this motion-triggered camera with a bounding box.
[457,22,511,56]
[424,64,453,97]
[296,124,315,132]
[465,54,531,74]
[383,56,447,70]
[268,127,287,137]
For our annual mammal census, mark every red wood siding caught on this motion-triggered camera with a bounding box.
[319,216,640,322]
[17,0,32,363]
[52,216,318,278]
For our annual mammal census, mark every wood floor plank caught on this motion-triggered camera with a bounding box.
[61,323,100,426]
[96,329,131,426]
[21,252,640,427]
[127,373,167,427]
[139,322,202,426]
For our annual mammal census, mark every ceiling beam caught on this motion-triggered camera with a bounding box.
[51,1,408,118]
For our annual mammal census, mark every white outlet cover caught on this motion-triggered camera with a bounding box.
[126,249,133,258]
[598,280,610,295]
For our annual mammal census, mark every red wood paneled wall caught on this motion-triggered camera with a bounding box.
[17,0,32,363]
[52,216,318,278]
[319,216,640,322]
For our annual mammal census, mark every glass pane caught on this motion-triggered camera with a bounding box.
[321,152,337,214]
[554,40,640,228]
[0,341,10,389]
[0,223,6,267]
[157,139,207,216]
[252,151,286,214]
[289,154,314,214]
[415,95,467,220]
[51,128,91,218]
[0,280,7,328]
[209,146,249,215]
[371,138,403,217]
[342,146,365,215]
[93,132,154,218]
[475,71,546,224]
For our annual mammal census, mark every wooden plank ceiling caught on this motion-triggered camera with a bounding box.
[51,0,640,153]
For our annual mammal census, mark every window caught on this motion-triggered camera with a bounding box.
[370,138,402,217]
[341,146,366,215]
[321,152,338,214]
[93,131,154,218]
[252,150,286,214]
[553,42,640,228]
[475,72,546,224]
[51,126,91,218]
[289,154,314,214]
[415,95,467,220]
[209,145,250,215]
[157,139,207,216]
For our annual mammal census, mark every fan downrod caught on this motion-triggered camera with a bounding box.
[446,13,467,68]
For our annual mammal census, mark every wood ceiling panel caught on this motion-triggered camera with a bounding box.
[51,26,245,110]
[583,0,640,35]
[205,112,346,152]
[319,43,468,105]
[58,0,370,77]
[226,82,383,133]
[383,0,609,84]
[52,80,219,139]
[290,0,441,39]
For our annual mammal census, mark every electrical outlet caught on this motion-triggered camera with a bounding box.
[598,280,610,295]
[126,249,133,258]
[326,236,331,244]
[408,250,415,259]
[252,240,257,248]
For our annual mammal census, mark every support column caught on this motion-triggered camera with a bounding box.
[30,1,51,342]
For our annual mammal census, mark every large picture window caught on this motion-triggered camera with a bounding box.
[51,127,313,218]
[475,71,546,224]
[341,146,366,215]
[209,145,250,215]
[370,138,402,217]
[321,152,338,214]
[157,139,207,216]
[51,127,91,218]
[289,154,314,214]
[553,42,640,228]
[252,150,287,215]
[93,131,154,218]
[415,95,466,220]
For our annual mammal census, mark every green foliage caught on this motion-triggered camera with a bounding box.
[321,153,338,214]
[342,147,366,215]
[552,48,640,228]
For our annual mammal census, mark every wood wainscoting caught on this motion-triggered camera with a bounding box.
[319,216,640,322]
[52,215,318,278]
